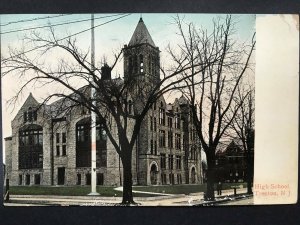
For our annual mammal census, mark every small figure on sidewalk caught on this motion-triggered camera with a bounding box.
[217,181,222,195]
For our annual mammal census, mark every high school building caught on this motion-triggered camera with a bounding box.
[4,18,203,186]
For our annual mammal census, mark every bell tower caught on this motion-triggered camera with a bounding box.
[123,17,160,87]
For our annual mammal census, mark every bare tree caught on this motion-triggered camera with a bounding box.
[228,85,255,194]
[169,15,255,200]
[2,25,209,204]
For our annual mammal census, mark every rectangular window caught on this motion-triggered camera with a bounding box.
[25,174,30,185]
[168,155,173,170]
[176,155,182,169]
[175,133,181,150]
[19,174,22,185]
[160,153,166,169]
[150,116,153,131]
[154,140,157,155]
[56,133,60,143]
[159,130,166,147]
[159,108,165,125]
[86,173,91,185]
[97,173,104,185]
[154,117,157,132]
[34,174,41,185]
[23,112,28,123]
[62,132,66,143]
[168,131,173,148]
[56,145,60,156]
[150,140,153,154]
[62,145,66,156]
[167,117,173,128]
[175,114,180,129]
[76,174,81,185]
[161,174,167,185]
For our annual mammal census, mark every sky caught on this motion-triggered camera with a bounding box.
[0,13,255,162]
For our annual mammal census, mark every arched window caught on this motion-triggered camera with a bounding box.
[19,124,43,169]
[76,118,107,168]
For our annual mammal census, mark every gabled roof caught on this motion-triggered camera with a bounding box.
[128,18,156,47]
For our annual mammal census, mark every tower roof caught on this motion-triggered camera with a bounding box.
[128,17,156,47]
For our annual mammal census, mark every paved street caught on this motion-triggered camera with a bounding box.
[4,188,252,206]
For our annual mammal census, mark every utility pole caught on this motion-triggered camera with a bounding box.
[88,13,99,195]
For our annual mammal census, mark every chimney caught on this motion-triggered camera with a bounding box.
[101,64,111,80]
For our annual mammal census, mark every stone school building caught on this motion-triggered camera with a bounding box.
[4,18,203,187]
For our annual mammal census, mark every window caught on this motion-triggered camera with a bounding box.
[160,154,166,169]
[167,117,173,128]
[140,54,144,73]
[159,130,166,147]
[159,102,165,125]
[154,117,157,131]
[56,145,60,156]
[76,118,107,168]
[97,173,104,185]
[168,131,173,148]
[150,116,153,131]
[177,174,182,184]
[56,133,60,143]
[150,140,153,154]
[62,132,66,143]
[175,133,181,150]
[25,174,30,185]
[175,114,180,129]
[176,155,181,169]
[34,174,41,185]
[23,107,37,123]
[168,155,173,170]
[169,173,175,184]
[161,174,167,184]
[154,140,157,155]
[23,112,28,123]
[77,174,81,185]
[19,125,43,169]
[62,145,66,156]
[19,174,22,185]
[86,173,91,185]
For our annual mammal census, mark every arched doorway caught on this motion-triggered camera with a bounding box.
[150,163,158,185]
[191,167,196,184]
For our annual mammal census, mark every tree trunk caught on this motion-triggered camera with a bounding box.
[121,153,136,205]
[205,159,215,201]
[246,151,253,194]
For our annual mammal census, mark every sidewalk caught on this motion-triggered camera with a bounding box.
[4,188,251,206]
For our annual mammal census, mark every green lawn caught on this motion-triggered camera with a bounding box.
[8,183,246,196]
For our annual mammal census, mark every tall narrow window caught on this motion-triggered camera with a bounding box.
[150,116,153,131]
[168,155,173,170]
[168,131,173,148]
[23,112,28,123]
[62,145,66,156]
[150,140,153,154]
[159,102,165,125]
[140,54,144,73]
[154,117,157,132]
[159,130,166,147]
[28,107,33,122]
[160,153,166,169]
[175,133,181,150]
[62,132,66,143]
[56,133,60,143]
